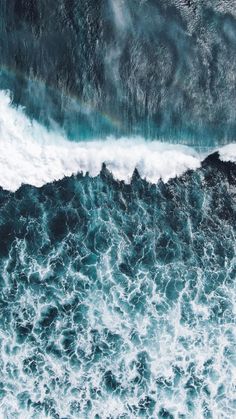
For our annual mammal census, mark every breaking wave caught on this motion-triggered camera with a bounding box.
[0,90,235,192]
[1,1,236,418]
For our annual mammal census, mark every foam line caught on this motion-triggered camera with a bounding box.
[0,90,234,192]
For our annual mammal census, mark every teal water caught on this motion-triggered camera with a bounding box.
[0,154,235,417]
[0,1,236,418]
[0,1,236,145]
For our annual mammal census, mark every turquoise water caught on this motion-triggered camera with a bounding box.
[0,154,235,417]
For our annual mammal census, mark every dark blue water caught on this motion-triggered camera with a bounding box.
[0,0,236,145]
[0,1,236,418]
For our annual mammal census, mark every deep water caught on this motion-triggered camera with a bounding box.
[0,153,235,418]
[0,0,236,145]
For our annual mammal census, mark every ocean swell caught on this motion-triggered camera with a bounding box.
[0,90,235,192]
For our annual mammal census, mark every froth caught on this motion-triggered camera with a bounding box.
[0,90,234,192]
[219,143,236,163]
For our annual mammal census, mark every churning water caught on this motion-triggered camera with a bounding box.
[0,1,236,418]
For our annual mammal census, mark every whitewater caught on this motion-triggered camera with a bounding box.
[0,87,236,418]
[0,135,235,418]
[0,90,235,192]
[0,1,236,418]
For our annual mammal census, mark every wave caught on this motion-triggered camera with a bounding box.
[0,90,235,192]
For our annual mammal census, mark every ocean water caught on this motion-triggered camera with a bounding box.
[0,1,236,418]
[0,151,236,418]
[0,0,236,145]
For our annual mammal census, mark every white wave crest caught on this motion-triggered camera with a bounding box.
[219,143,236,163]
[0,90,234,192]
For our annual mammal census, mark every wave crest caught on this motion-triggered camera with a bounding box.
[0,90,235,192]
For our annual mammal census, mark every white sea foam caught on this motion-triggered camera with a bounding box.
[0,90,235,192]
[219,143,236,163]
